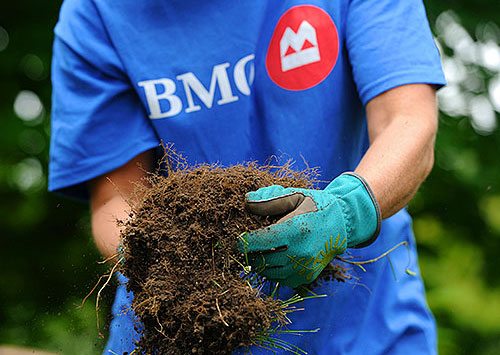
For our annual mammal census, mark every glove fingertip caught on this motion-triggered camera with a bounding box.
[245,191,260,202]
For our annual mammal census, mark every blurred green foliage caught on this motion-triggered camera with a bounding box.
[0,1,499,354]
[0,2,109,353]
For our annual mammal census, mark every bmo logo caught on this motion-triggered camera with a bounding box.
[266,5,339,91]
[280,20,320,71]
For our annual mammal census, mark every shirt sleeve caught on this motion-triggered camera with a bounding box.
[346,0,447,106]
[49,0,159,200]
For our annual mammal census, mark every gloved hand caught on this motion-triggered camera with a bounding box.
[239,172,381,288]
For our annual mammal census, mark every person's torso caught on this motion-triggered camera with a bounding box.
[94,1,436,353]
[96,0,366,175]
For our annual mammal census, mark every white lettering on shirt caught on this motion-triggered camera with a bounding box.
[137,78,182,119]
[176,62,238,113]
[234,54,255,96]
[138,54,254,119]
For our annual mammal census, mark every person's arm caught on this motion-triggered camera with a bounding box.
[355,84,438,218]
[88,150,154,258]
[241,83,439,287]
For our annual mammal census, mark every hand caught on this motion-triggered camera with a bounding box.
[239,172,381,288]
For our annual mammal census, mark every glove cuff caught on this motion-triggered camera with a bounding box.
[326,172,381,248]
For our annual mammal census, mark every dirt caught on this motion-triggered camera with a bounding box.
[119,160,347,354]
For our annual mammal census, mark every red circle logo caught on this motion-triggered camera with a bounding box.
[266,5,339,91]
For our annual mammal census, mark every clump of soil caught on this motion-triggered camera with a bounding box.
[120,160,346,354]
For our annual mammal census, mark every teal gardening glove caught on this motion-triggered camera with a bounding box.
[240,172,381,288]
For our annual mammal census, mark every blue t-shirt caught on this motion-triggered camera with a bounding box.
[49,1,446,354]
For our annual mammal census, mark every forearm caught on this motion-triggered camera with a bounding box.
[89,149,153,258]
[355,116,436,218]
[354,85,438,219]
[91,194,130,258]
